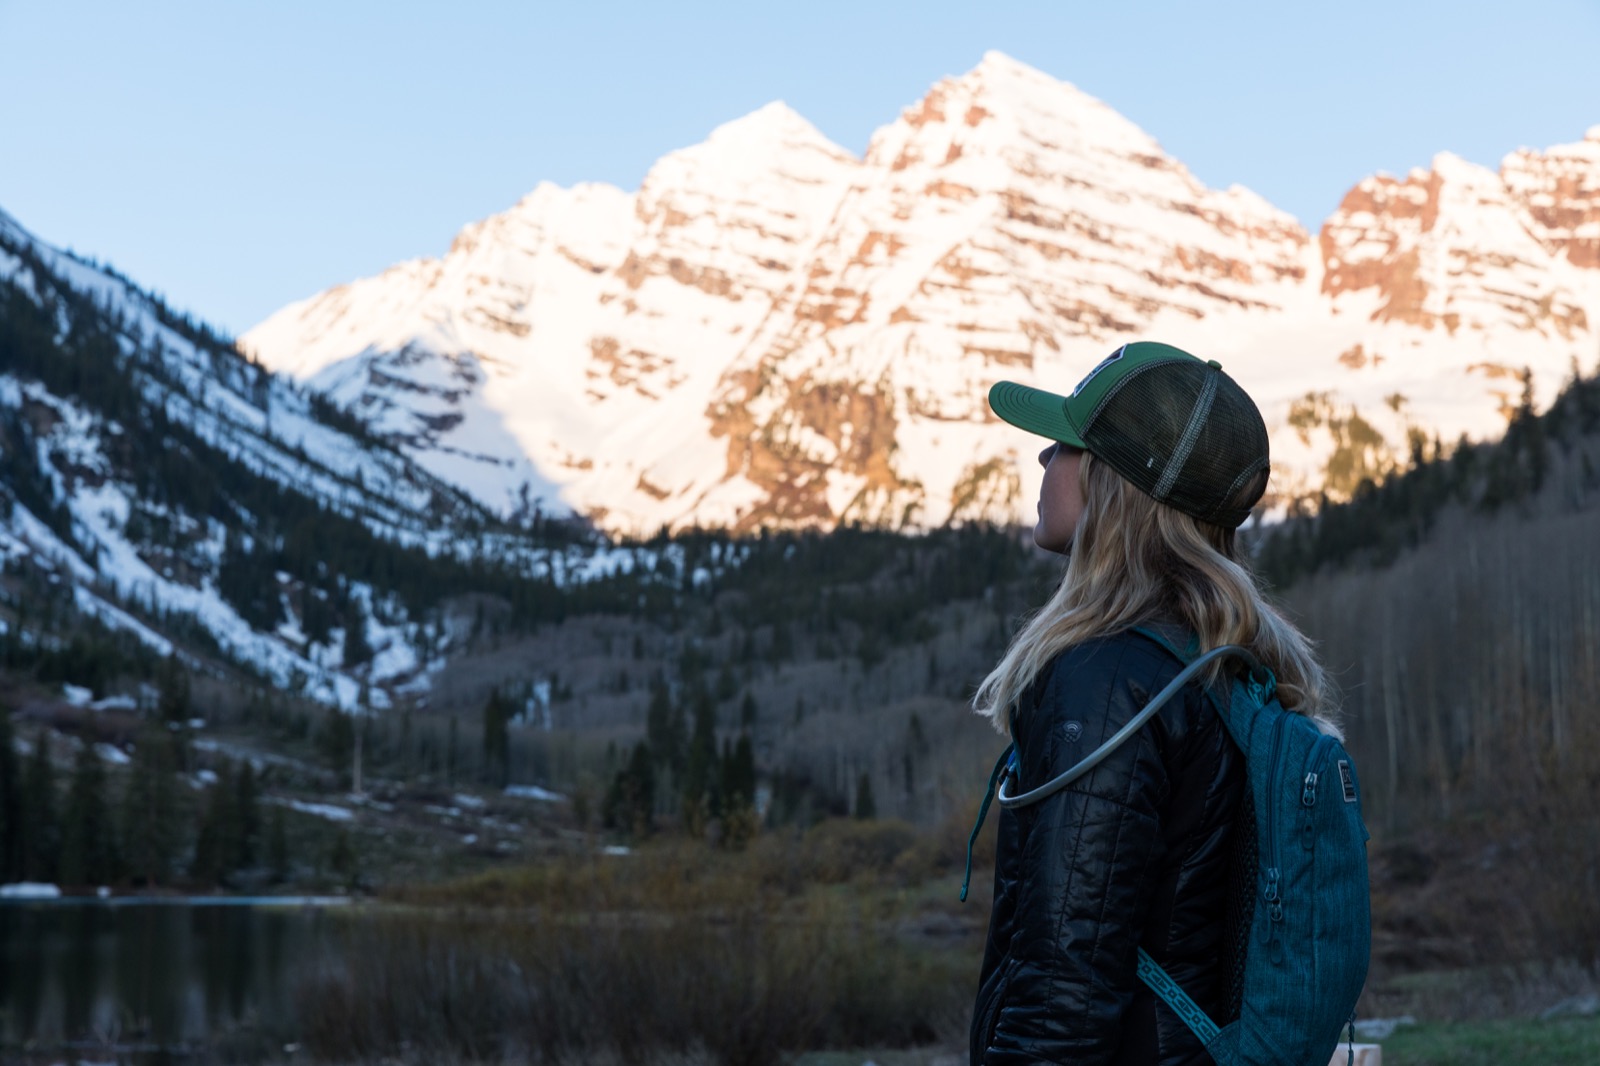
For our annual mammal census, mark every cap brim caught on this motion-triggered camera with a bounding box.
[988,381,1087,448]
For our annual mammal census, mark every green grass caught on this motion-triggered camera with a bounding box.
[1383,1015,1600,1066]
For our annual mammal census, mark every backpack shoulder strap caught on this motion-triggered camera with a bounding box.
[1130,622,1199,664]
[995,641,1255,810]
[1129,624,1272,720]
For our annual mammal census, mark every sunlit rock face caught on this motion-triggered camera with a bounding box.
[245,54,1600,531]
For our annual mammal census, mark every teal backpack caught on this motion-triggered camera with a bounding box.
[961,628,1372,1066]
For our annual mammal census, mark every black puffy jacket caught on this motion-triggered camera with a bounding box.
[970,628,1248,1066]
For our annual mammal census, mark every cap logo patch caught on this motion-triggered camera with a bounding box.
[1072,344,1127,397]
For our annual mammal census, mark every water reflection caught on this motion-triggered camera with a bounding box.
[0,901,345,1062]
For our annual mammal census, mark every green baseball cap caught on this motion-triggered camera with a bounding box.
[989,341,1271,528]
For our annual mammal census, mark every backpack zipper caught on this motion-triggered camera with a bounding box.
[1302,735,1336,851]
[1263,710,1287,959]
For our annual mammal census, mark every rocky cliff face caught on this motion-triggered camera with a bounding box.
[244,53,1600,532]
[1320,148,1593,338]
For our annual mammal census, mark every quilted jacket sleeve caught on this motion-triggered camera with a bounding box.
[982,637,1174,1066]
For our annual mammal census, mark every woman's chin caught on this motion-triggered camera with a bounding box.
[1032,524,1068,555]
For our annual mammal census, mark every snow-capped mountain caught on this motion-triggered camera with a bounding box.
[244,52,1600,532]
[0,208,624,707]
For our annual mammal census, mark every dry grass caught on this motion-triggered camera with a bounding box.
[387,810,996,914]
[302,818,991,1065]
[297,899,974,1066]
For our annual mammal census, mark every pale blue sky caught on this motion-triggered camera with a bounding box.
[3,0,1599,335]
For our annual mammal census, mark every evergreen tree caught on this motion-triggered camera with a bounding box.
[725,733,757,808]
[665,700,687,779]
[121,728,181,887]
[602,741,656,837]
[267,807,289,883]
[714,738,740,820]
[343,608,373,668]
[190,787,219,885]
[214,761,245,878]
[904,713,927,799]
[234,761,262,870]
[0,709,18,881]
[721,733,760,851]
[739,692,758,731]
[329,828,357,890]
[853,771,877,821]
[301,587,334,648]
[60,742,120,887]
[483,688,511,788]
[645,676,678,771]
[156,651,190,723]
[318,710,354,784]
[399,708,412,776]
[217,529,282,630]
[623,741,655,836]
[191,761,239,886]
[447,715,459,785]
[681,692,717,836]
[19,731,60,882]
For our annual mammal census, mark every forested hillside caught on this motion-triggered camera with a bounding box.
[1259,360,1600,969]
[0,209,678,706]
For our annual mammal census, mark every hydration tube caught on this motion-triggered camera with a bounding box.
[995,643,1265,810]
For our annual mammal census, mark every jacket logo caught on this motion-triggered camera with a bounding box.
[1062,721,1083,743]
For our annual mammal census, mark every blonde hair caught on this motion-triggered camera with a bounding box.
[972,451,1338,737]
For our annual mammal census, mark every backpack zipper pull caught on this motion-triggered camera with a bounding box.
[1263,867,1286,962]
[1302,771,1319,807]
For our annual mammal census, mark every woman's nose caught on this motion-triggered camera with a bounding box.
[1038,444,1055,469]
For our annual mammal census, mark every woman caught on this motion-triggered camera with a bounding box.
[969,342,1337,1066]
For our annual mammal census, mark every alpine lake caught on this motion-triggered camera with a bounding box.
[0,896,351,1064]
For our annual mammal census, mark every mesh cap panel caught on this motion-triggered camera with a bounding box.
[1222,786,1258,1024]
[1080,358,1270,528]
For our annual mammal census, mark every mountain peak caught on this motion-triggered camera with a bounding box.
[868,48,1162,175]
[971,50,1052,84]
[964,50,1124,121]
[1430,150,1497,183]
[703,100,852,159]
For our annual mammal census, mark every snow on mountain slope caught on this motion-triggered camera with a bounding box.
[0,208,630,707]
[245,53,1600,530]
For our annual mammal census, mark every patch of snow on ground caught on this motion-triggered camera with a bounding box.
[95,743,131,765]
[272,798,356,822]
[0,882,62,899]
[505,784,566,802]
[62,684,93,706]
